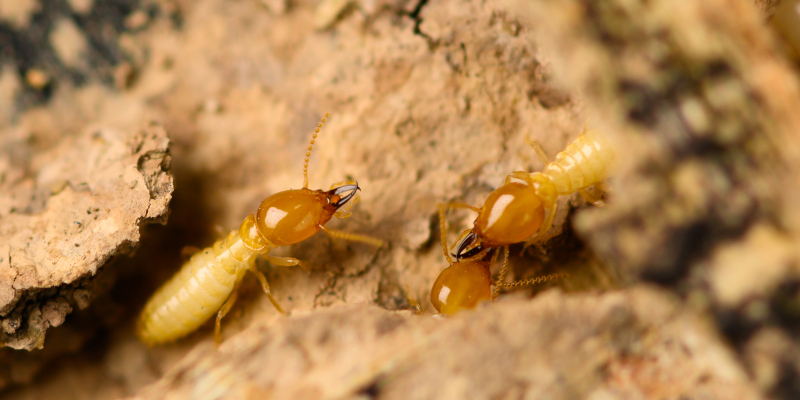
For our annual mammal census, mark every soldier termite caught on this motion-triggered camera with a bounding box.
[430,129,616,314]
[137,113,383,345]
[430,204,568,314]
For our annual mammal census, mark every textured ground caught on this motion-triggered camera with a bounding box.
[0,0,799,399]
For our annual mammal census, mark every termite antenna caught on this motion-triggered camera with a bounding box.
[438,203,454,264]
[303,113,330,189]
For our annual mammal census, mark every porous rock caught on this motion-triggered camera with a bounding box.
[0,124,172,350]
[133,288,761,400]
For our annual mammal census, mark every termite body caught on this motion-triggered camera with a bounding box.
[430,205,567,315]
[431,129,615,314]
[137,114,382,345]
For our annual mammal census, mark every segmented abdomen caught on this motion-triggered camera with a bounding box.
[136,230,261,345]
[543,130,616,195]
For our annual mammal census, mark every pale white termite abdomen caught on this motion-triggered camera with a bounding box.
[543,129,616,195]
[136,230,264,345]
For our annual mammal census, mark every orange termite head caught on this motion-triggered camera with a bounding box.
[454,179,551,260]
[430,255,493,315]
[255,181,361,247]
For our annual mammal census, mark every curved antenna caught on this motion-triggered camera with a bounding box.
[492,246,510,299]
[303,113,330,189]
[438,203,454,264]
[502,272,569,289]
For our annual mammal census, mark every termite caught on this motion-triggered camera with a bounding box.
[137,113,383,345]
[430,128,615,314]
[430,204,568,314]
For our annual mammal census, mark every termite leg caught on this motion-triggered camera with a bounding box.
[180,246,202,261]
[578,188,605,206]
[588,181,611,205]
[408,298,422,314]
[525,137,551,165]
[214,283,240,347]
[440,202,483,258]
[404,285,423,314]
[438,203,454,264]
[539,202,557,236]
[519,201,557,254]
[492,246,510,299]
[257,253,308,271]
[248,267,285,314]
[265,256,301,267]
[444,201,481,213]
[319,225,384,247]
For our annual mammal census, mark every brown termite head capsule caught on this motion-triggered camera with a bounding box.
[454,176,556,260]
[430,258,492,315]
[255,181,360,247]
[473,181,545,247]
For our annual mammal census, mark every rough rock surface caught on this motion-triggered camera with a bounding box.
[132,288,761,400]
[0,124,172,350]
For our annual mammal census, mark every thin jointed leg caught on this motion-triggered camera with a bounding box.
[518,202,557,255]
[525,137,551,165]
[266,255,301,267]
[539,203,557,236]
[405,285,423,314]
[248,267,285,314]
[214,284,240,347]
[320,225,384,247]
[578,188,605,206]
[444,201,481,213]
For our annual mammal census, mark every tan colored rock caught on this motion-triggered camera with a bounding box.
[134,288,761,400]
[0,124,172,350]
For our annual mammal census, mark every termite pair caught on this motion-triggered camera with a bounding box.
[137,116,615,343]
[430,129,616,314]
[137,114,383,346]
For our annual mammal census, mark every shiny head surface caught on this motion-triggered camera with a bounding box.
[430,259,492,315]
[255,182,361,247]
[454,182,545,260]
